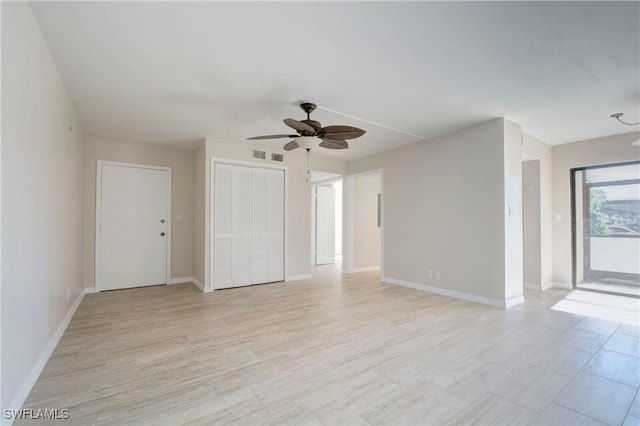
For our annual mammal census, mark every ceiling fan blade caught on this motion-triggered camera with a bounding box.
[283,141,300,151]
[321,125,366,140]
[320,139,349,149]
[247,134,297,140]
[284,118,315,135]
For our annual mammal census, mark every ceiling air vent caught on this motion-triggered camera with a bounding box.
[252,149,266,160]
[271,153,284,162]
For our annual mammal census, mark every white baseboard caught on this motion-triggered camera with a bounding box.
[191,277,204,292]
[167,276,205,292]
[524,283,541,291]
[353,265,380,273]
[286,274,312,282]
[84,287,98,294]
[382,276,521,309]
[505,296,525,308]
[552,281,572,290]
[167,276,192,285]
[524,282,555,292]
[6,289,86,420]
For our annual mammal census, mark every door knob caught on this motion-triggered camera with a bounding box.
[160,219,165,223]
[160,232,165,236]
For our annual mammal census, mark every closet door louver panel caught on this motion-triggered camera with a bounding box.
[214,164,234,288]
[269,169,285,282]
[252,168,270,284]
[234,166,253,286]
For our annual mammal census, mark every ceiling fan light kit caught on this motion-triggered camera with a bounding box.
[294,136,321,150]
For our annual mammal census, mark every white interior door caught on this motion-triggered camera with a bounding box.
[98,163,169,291]
[214,163,285,289]
[252,168,270,284]
[214,163,234,289]
[234,166,253,286]
[316,185,336,265]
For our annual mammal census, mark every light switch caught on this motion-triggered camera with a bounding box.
[526,184,534,193]
[177,212,183,221]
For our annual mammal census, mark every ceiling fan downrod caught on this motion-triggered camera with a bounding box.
[611,112,640,126]
[300,102,317,121]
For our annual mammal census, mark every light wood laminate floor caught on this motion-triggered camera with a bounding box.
[19,266,640,425]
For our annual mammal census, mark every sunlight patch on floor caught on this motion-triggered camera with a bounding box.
[552,290,640,326]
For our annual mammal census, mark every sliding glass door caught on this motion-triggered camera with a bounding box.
[572,161,640,297]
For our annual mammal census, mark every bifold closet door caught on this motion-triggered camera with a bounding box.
[234,166,253,286]
[252,168,270,283]
[214,164,234,289]
[214,163,285,289]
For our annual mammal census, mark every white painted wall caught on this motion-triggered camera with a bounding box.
[84,137,196,287]
[522,134,553,287]
[202,138,347,289]
[348,118,522,307]
[193,142,206,286]
[523,160,542,287]
[551,131,640,285]
[0,1,3,408]
[353,173,381,270]
[1,2,85,409]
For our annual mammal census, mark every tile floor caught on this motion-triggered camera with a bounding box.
[17,267,640,425]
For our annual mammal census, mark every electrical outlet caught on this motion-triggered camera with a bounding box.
[435,272,440,280]
[427,270,433,280]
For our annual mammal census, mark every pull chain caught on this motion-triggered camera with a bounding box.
[305,148,311,183]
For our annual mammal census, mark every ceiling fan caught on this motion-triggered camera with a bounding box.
[247,102,366,151]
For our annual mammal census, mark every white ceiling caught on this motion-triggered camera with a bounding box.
[30,1,640,160]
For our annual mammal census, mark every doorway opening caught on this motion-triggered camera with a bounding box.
[571,161,640,297]
[310,172,343,267]
[344,170,383,276]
